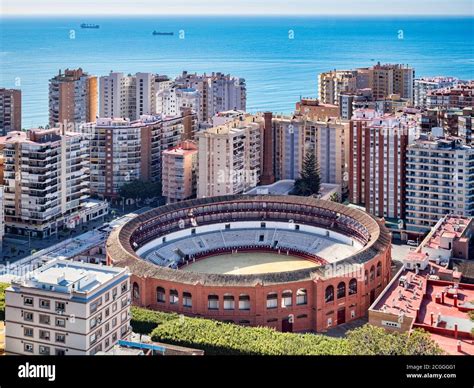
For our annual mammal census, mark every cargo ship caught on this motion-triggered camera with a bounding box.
[81,23,100,29]
[152,31,173,36]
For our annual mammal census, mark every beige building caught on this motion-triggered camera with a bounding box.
[49,68,98,128]
[318,70,359,105]
[368,62,414,102]
[197,115,262,197]
[1,129,90,238]
[99,72,156,121]
[162,141,198,204]
[5,259,131,355]
[0,88,21,135]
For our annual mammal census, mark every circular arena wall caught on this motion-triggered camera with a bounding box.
[106,195,392,333]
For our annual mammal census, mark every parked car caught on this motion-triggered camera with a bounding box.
[406,240,418,247]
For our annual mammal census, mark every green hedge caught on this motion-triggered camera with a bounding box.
[130,306,179,335]
[150,316,347,355]
[0,283,8,321]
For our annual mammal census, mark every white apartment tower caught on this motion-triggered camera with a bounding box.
[197,116,262,197]
[1,129,90,238]
[99,72,156,121]
[406,135,474,235]
[5,259,131,355]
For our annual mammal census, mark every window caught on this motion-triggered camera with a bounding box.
[327,317,333,328]
[370,265,375,281]
[39,299,50,309]
[24,327,34,337]
[156,287,166,303]
[183,292,192,308]
[325,286,334,303]
[39,330,50,341]
[55,301,66,313]
[39,314,50,325]
[55,349,66,356]
[364,270,369,285]
[105,292,110,303]
[121,281,128,294]
[266,292,278,309]
[281,290,292,307]
[337,282,346,299]
[55,333,66,343]
[169,289,179,305]
[132,282,140,300]
[239,294,250,310]
[349,278,357,295]
[208,295,219,310]
[376,261,382,277]
[296,289,307,305]
[55,318,66,328]
[24,343,34,353]
[90,298,102,314]
[39,346,50,355]
[24,297,33,306]
[24,312,34,322]
[223,294,235,310]
[120,324,128,338]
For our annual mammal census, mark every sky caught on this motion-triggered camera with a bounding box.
[1,0,473,16]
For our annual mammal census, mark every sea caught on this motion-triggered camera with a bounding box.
[0,16,473,128]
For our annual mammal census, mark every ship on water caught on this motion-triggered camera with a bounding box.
[152,31,174,36]
[81,23,100,29]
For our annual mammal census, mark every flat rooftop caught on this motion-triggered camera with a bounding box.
[422,215,472,250]
[10,259,128,295]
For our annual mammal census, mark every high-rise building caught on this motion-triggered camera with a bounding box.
[318,70,359,105]
[426,82,474,109]
[349,109,416,220]
[1,128,90,237]
[368,62,414,102]
[83,114,190,198]
[49,68,98,128]
[0,88,21,134]
[197,115,262,197]
[156,85,201,122]
[339,89,373,120]
[5,259,131,355]
[162,141,198,204]
[414,77,459,109]
[175,71,246,123]
[99,72,156,121]
[295,98,340,120]
[406,134,474,236]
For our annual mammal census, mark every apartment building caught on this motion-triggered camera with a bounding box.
[406,134,474,235]
[162,141,198,204]
[426,82,474,109]
[175,71,246,123]
[99,72,156,121]
[5,259,131,355]
[1,129,90,238]
[0,186,4,254]
[197,115,262,197]
[349,109,416,220]
[84,114,189,198]
[295,98,340,120]
[368,62,414,102]
[414,77,459,109]
[318,70,359,105]
[156,85,201,122]
[0,88,21,135]
[49,68,98,128]
[339,88,373,120]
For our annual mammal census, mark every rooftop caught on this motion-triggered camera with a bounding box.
[422,215,472,251]
[10,259,128,295]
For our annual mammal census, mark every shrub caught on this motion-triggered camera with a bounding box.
[130,306,179,335]
[0,283,8,321]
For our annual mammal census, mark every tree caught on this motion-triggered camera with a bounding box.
[119,180,163,202]
[293,149,321,197]
[329,192,340,203]
[345,324,443,355]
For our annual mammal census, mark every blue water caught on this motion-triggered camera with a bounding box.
[0,16,473,127]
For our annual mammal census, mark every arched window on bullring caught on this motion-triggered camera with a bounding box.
[364,270,369,285]
[267,292,278,309]
[223,294,235,310]
[169,289,179,305]
[370,265,375,281]
[349,279,358,295]
[281,290,293,308]
[208,294,219,310]
[325,285,334,303]
[183,292,192,308]
[239,294,250,310]
[132,282,140,300]
[296,289,307,305]
[156,287,166,303]
[376,261,382,277]
[337,282,346,299]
